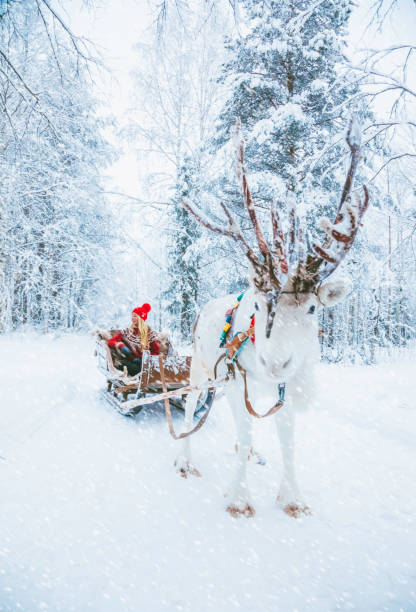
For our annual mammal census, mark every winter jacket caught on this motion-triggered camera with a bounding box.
[108,327,160,359]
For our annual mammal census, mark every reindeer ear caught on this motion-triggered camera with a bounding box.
[318,280,349,307]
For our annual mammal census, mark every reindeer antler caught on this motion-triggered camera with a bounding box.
[270,199,288,275]
[183,119,291,292]
[232,119,271,260]
[181,198,261,270]
[300,116,369,287]
[182,118,292,337]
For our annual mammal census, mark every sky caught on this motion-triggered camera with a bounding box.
[68,0,154,196]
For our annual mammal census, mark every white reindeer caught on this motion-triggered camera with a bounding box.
[176,119,369,518]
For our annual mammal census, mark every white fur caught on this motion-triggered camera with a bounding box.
[175,279,347,516]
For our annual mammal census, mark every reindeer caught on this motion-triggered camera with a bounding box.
[176,118,369,518]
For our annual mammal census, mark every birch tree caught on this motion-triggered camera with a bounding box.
[127,0,230,338]
[0,1,117,331]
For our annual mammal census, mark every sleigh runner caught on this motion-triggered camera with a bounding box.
[95,330,216,417]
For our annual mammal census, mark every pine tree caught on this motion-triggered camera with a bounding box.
[213,0,358,230]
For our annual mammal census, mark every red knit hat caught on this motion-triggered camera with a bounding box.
[132,303,151,321]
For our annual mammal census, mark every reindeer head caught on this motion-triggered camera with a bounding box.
[183,117,369,365]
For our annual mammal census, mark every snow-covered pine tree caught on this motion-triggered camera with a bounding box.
[213,0,357,231]
[163,162,202,340]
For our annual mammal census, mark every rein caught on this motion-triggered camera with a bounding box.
[159,355,215,440]
[235,360,285,418]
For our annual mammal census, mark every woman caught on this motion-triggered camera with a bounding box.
[108,303,160,376]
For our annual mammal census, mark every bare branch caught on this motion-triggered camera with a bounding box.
[39,0,98,64]
[369,153,416,183]
[0,49,39,102]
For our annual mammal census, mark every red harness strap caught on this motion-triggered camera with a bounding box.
[250,314,255,344]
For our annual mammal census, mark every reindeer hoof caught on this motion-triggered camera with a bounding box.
[180,466,201,479]
[175,459,201,479]
[250,450,266,466]
[226,504,255,518]
[282,502,311,518]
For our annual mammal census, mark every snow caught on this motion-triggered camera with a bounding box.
[251,119,274,146]
[1,334,416,611]
[310,79,328,93]
[271,103,307,127]
[271,40,288,54]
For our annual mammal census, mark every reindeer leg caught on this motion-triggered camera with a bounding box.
[174,389,202,478]
[225,384,255,517]
[275,407,310,517]
[174,357,207,478]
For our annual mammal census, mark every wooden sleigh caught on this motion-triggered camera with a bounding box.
[95,330,216,417]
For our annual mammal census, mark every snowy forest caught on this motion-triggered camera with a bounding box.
[1,1,416,611]
[1,0,415,363]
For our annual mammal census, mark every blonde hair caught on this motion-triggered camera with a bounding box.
[131,317,149,350]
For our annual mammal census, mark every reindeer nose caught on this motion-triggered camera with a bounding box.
[271,357,292,376]
[260,355,291,376]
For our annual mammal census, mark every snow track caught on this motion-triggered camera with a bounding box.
[1,334,415,611]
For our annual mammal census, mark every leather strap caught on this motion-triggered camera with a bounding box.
[159,355,214,440]
[224,327,255,360]
[213,353,226,379]
[235,360,284,418]
[214,353,235,381]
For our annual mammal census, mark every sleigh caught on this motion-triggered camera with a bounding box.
[95,330,216,417]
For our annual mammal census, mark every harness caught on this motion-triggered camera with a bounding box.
[219,291,255,358]
[161,291,287,441]
[219,291,245,347]
[216,291,286,418]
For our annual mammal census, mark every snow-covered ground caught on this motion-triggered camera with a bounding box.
[1,334,415,612]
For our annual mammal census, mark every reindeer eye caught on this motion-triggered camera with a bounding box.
[307,305,316,314]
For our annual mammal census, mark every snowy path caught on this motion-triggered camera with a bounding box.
[1,334,415,612]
